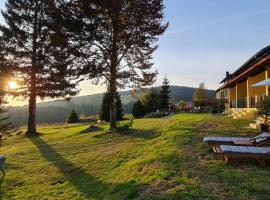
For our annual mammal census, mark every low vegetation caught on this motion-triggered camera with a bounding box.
[0,114,269,200]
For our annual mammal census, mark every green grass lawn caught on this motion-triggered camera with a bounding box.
[0,114,269,200]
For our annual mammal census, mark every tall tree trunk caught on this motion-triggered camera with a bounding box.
[109,69,117,131]
[109,83,117,131]
[27,86,36,134]
[109,3,119,131]
[27,0,38,135]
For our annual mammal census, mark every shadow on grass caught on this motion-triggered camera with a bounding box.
[29,135,109,199]
[28,135,154,199]
[79,126,104,134]
[118,128,159,139]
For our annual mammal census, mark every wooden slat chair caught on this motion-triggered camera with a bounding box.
[213,145,270,166]
[0,156,6,175]
[203,132,270,147]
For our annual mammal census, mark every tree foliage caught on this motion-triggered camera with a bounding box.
[71,0,168,130]
[257,97,270,125]
[132,89,161,118]
[179,100,187,111]
[132,100,146,118]
[0,66,11,133]
[100,91,123,122]
[67,110,79,124]
[193,83,207,107]
[141,89,161,113]
[0,0,78,134]
[0,90,11,133]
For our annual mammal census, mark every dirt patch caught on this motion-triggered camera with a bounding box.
[144,179,174,194]
[193,121,220,130]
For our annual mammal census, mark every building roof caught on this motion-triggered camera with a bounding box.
[216,45,270,92]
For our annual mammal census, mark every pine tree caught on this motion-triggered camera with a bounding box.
[193,83,207,107]
[132,100,146,118]
[67,110,79,124]
[71,0,168,130]
[0,0,78,134]
[0,43,11,134]
[160,76,171,110]
[100,91,123,122]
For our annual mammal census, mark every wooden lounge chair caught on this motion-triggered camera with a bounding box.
[213,145,270,166]
[203,132,270,147]
[0,156,5,175]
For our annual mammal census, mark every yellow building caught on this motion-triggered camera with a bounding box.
[216,46,270,119]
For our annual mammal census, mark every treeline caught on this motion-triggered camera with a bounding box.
[7,100,135,128]
[5,85,215,127]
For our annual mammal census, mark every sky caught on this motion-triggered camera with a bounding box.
[1,0,270,104]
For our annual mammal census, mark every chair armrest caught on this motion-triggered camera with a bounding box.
[250,136,270,145]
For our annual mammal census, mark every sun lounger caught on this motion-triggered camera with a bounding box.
[203,132,270,146]
[213,145,270,166]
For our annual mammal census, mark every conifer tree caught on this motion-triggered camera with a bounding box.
[160,76,171,110]
[0,65,11,133]
[141,89,161,113]
[100,91,123,122]
[132,100,146,118]
[0,0,78,134]
[71,0,168,130]
[67,110,79,124]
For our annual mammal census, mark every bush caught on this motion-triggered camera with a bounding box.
[67,110,80,123]
[207,99,225,114]
[132,100,146,118]
[117,117,134,131]
[257,97,270,125]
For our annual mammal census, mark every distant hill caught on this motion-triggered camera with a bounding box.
[7,86,215,127]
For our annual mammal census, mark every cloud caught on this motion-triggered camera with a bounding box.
[166,9,270,35]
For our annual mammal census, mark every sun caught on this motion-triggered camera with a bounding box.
[8,81,17,89]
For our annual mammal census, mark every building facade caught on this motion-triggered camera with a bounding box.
[216,46,270,110]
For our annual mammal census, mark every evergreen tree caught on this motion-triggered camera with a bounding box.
[132,100,146,118]
[193,83,207,107]
[160,76,171,110]
[0,0,78,134]
[0,48,11,133]
[72,0,168,130]
[67,110,79,123]
[100,91,123,122]
[141,89,161,114]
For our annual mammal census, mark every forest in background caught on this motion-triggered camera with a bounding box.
[6,86,215,127]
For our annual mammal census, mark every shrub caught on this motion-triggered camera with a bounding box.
[207,99,225,114]
[132,100,146,118]
[117,117,134,131]
[67,110,80,123]
[257,97,270,125]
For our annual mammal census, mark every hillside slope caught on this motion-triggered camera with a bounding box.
[0,114,268,200]
[7,86,215,127]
